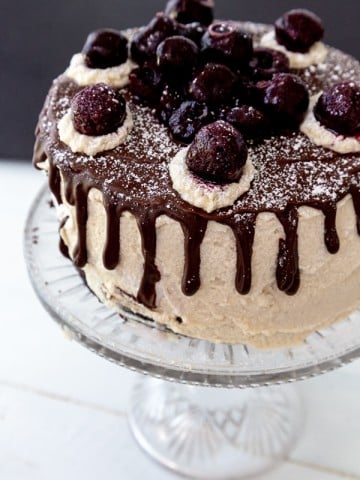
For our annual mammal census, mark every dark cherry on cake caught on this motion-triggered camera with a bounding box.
[130,14,175,65]
[275,9,324,53]
[129,62,164,104]
[82,29,128,69]
[314,82,360,136]
[165,0,214,26]
[186,120,248,183]
[190,63,237,105]
[226,105,269,139]
[158,85,185,123]
[71,83,126,136]
[258,73,309,127]
[169,100,212,143]
[201,22,253,69]
[175,21,207,45]
[157,36,199,80]
[250,48,289,80]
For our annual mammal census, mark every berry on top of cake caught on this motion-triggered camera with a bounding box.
[71,83,127,136]
[200,21,253,68]
[314,82,360,136]
[165,0,214,26]
[186,120,248,184]
[82,29,129,69]
[275,9,324,53]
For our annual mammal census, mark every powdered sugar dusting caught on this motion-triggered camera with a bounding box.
[298,47,360,95]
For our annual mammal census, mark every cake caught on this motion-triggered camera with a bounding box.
[33,1,360,348]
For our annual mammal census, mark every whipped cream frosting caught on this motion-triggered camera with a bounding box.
[300,95,360,154]
[65,53,136,88]
[260,30,328,69]
[169,147,256,213]
[58,106,134,156]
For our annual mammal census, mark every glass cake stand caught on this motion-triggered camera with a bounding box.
[25,185,360,479]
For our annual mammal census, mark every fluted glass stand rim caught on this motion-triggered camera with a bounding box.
[24,184,360,388]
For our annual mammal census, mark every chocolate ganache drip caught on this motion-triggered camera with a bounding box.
[103,201,121,270]
[34,24,360,311]
[220,214,256,295]
[276,207,300,295]
[136,212,161,308]
[350,186,360,235]
[181,215,208,296]
[322,203,340,254]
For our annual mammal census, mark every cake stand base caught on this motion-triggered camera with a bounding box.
[129,378,303,479]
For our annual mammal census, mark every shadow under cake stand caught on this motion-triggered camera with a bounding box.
[25,185,360,479]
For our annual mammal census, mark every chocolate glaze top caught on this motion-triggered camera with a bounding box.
[34,23,360,309]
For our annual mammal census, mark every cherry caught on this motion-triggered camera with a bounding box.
[275,9,324,53]
[169,100,212,143]
[71,83,126,136]
[164,0,214,26]
[226,105,269,139]
[157,36,199,80]
[130,14,175,65]
[158,85,186,124]
[129,63,164,104]
[176,21,207,45]
[186,120,248,184]
[190,63,237,105]
[250,48,289,80]
[201,22,253,68]
[82,29,128,69]
[258,73,309,127]
[314,82,360,136]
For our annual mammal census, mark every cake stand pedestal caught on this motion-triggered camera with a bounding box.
[129,380,302,478]
[25,185,360,479]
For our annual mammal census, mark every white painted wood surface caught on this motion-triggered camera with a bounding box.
[0,161,359,479]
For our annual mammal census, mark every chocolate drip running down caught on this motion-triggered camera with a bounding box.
[322,203,340,254]
[103,201,121,270]
[351,186,360,235]
[34,26,360,311]
[136,213,161,308]
[222,214,256,295]
[40,156,360,309]
[181,216,208,296]
[276,207,300,295]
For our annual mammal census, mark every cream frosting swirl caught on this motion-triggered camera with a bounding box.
[58,106,133,156]
[65,53,136,88]
[300,95,360,154]
[169,147,256,213]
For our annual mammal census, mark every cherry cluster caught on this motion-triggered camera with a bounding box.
[128,9,311,145]
[72,2,360,184]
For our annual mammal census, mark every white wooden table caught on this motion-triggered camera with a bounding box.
[1,161,359,480]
